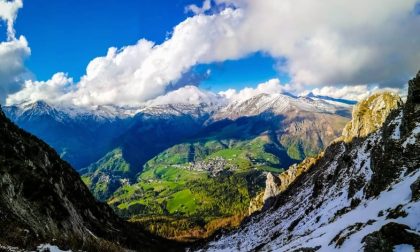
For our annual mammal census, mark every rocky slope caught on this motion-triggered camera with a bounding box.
[199,71,420,251]
[0,106,180,251]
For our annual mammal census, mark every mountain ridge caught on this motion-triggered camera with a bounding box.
[199,71,420,251]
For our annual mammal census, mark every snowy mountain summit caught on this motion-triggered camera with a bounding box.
[4,87,353,123]
[199,72,420,251]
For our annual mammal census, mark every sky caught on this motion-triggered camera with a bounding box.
[0,0,419,106]
[12,0,203,81]
[4,0,282,94]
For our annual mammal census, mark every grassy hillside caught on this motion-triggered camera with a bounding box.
[102,136,285,240]
[82,111,349,240]
[81,148,133,201]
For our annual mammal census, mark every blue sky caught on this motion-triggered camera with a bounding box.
[13,0,200,80]
[195,53,284,92]
[10,0,282,91]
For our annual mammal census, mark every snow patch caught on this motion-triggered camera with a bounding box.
[37,244,71,252]
[279,169,420,252]
[402,123,420,148]
[390,111,403,140]
[393,244,415,252]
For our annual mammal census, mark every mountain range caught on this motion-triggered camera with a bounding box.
[3,91,352,240]
[0,71,418,251]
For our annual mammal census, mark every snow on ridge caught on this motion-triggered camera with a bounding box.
[390,111,403,140]
[201,108,419,252]
[278,169,420,252]
[6,100,143,121]
[5,90,353,122]
[394,244,415,252]
[402,123,420,148]
[213,92,351,121]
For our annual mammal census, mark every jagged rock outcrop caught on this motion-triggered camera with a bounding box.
[0,107,180,251]
[201,71,420,252]
[249,157,319,214]
[275,156,318,193]
[402,70,420,136]
[341,92,402,142]
[263,173,282,202]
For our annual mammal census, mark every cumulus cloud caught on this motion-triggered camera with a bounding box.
[0,0,30,104]
[24,7,247,107]
[6,72,74,105]
[0,36,30,103]
[147,85,223,106]
[219,78,296,102]
[6,0,420,106]
[220,0,420,86]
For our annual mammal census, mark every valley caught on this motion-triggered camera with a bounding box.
[4,92,351,240]
[0,0,418,251]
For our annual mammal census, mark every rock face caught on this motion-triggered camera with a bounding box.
[341,92,402,142]
[0,107,178,251]
[402,70,420,136]
[263,173,282,202]
[249,157,319,214]
[201,71,420,252]
[362,222,420,251]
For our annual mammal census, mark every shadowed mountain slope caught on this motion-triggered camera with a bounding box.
[0,106,181,251]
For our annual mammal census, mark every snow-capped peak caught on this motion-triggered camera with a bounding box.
[5,100,142,122]
[212,92,352,121]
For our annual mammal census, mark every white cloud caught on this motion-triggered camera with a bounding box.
[0,0,23,39]
[219,78,296,102]
[37,7,246,107]
[0,36,30,103]
[146,85,223,106]
[0,0,29,104]
[218,0,420,86]
[6,72,74,105]
[5,0,420,107]
[306,85,404,101]
[186,0,212,15]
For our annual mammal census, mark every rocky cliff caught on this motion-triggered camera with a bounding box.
[0,107,180,251]
[341,92,402,142]
[201,71,420,251]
